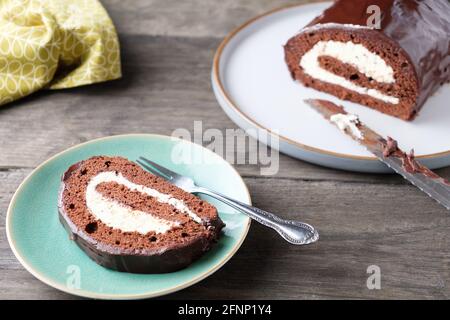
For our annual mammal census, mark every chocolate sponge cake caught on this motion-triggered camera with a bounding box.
[58,156,225,273]
[284,0,450,120]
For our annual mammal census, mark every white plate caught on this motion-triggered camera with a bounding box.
[211,2,450,173]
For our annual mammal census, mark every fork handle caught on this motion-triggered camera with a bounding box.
[193,187,319,245]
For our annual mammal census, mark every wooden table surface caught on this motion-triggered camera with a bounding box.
[1,0,450,300]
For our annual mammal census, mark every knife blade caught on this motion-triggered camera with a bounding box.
[305,99,450,210]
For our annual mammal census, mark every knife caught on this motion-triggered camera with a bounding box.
[305,99,450,210]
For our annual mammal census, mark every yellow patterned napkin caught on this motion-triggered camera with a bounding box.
[0,0,121,105]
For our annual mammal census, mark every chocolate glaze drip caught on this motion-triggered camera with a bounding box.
[400,149,424,175]
[382,136,398,157]
[308,0,450,109]
[381,138,450,184]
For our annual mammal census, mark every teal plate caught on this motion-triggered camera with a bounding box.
[6,134,251,299]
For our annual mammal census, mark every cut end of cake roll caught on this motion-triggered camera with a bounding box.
[285,24,419,120]
[57,156,225,273]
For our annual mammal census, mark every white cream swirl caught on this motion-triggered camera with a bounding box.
[85,171,202,234]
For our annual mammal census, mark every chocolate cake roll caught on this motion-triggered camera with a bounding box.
[58,156,225,273]
[284,0,450,120]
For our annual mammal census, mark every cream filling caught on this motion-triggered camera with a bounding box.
[85,171,202,234]
[300,40,399,104]
[330,113,363,139]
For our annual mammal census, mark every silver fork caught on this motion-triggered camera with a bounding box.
[136,157,319,245]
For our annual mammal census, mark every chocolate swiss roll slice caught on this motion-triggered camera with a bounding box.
[284,0,450,120]
[58,156,225,273]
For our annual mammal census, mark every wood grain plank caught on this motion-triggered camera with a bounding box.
[2,170,450,299]
[156,177,450,299]
[0,169,29,224]
[102,0,319,38]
